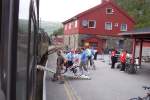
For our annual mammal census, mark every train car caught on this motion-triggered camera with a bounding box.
[0,0,49,100]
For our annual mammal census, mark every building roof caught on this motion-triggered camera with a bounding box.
[119,27,150,40]
[62,1,135,24]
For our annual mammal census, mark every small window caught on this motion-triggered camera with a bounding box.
[105,22,112,30]
[106,8,114,14]
[75,20,78,28]
[69,23,71,29]
[120,24,127,31]
[82,20,88,28]
[114,23,119,27]
[88,20,96,28]
[64,24,67,30]
[71,22,74,28]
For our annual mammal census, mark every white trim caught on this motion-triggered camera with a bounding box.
[43,61,48,100]
[88,20,96,28]
[105,22,112,30]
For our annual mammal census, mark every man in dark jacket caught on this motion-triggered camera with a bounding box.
[111,49,117,69]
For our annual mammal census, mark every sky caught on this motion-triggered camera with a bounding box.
[39,0,102,22]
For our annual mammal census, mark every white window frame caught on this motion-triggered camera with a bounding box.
[120,24,127,31]
[88,20,96,28]
[105,22,112,30]
[106,8,114,14]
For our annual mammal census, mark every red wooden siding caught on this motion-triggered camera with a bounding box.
[83,37,106,53]
[63,2,135,36]
[63,20,79,35]
[78,3,135,36]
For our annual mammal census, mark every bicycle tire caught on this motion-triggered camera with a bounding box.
[125,63,130,73]
[129,97,142,100]
[126,64,137,74]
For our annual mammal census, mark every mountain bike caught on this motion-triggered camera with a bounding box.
[129,86,150,100]
[61,61,79,75]
[125,58,138,74]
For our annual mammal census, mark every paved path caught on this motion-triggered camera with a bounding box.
[45,54,150,100]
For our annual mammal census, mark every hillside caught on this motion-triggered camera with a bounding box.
[40,21,63,35]
[18,19,63,35]
[116,0,150,28]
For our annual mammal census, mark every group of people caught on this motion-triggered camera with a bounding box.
[53,46,98,84]
[111,49,128,71]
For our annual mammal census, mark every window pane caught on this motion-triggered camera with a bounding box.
[106,8,114,14]
[105,22,112,30]
[88,21,96,28]
[17,0,30,99]
[121,24,127,31]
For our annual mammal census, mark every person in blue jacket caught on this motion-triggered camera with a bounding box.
[79,48,88,75]
[65,50,74,67]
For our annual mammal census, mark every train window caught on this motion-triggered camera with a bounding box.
[0,1,5,100]
[16,0,30,100]
[0,0,1,42]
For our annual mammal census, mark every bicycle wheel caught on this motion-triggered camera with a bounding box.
[127,64,137,74]
[129,97,142,100]
[130,64,137,74]
[125,63,130,73]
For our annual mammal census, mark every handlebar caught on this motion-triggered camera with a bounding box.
[142,86,150,90]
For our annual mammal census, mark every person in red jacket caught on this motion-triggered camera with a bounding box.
[120,50,127,71]
[111,49,117,69]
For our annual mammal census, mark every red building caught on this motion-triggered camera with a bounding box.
[62,0,135,53]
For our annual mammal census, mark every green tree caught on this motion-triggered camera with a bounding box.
[53,27,64,36]
[116,0,150,28]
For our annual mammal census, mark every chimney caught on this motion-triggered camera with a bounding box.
[102,0,115,3]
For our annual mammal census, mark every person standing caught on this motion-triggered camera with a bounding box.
[86,47,92,68]
[79,48,88,76]
[65,50,74,67]
[94,49,98,60]
[120,50,127,71]
[53,50,65,84]
[111,49,116,69]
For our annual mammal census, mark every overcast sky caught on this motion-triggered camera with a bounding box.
[39,0,102,22]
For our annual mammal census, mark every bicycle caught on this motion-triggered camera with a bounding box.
[61,61,79,75]
[129,86,150,100]
[120,57,138,74]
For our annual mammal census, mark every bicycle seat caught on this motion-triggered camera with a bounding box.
[142,86,150,90]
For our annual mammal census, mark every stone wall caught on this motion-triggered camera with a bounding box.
[64,34,133,53]
[64,34,79,49]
